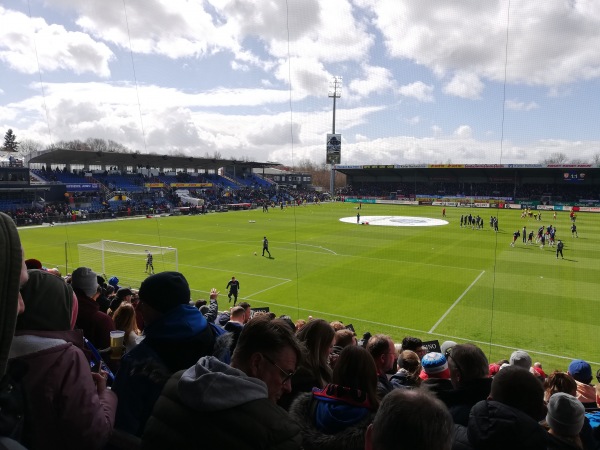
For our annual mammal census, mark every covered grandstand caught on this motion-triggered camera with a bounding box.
[335,164,600,208]
[0,148,324,225]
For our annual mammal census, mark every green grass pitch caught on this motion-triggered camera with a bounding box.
[17,203,600,373]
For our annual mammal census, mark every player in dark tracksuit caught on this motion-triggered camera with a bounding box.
[262,236,271,257]
[226,276,240,306]
[145,251,154,274]
[556,240,564,259]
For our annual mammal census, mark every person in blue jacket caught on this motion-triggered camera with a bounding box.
[112,271,229,437]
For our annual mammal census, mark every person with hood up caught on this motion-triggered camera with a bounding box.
[10,269,117,450]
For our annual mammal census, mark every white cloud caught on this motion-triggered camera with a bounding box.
[444,72,484,99]
[363,0,600,87]
[453,125,472,138]
[0,7,113,76]
[505,99,539,111]
[398,81,434,102]
[348,65,395,99]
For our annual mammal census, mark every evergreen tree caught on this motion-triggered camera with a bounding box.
[3,129,19,152]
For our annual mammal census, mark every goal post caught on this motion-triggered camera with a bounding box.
[78,240,178,288]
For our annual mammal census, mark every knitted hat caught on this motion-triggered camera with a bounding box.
[71,267,99,297]
[25,258,43,270]
[138,271,190,313]
[441,340,457,358]
[509,350,532,369]
[568,359,592,384]
[108,276,119,287]
[546,392,585,436]
[116,287,133,299]
[420,352,450,379]
[18,269,73,332]
[489,363,501,376]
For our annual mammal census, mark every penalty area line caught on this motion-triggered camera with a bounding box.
[428,270,485,334]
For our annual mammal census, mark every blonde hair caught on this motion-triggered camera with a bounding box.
[112,303,140,345]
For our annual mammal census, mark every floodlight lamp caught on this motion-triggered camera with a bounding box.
[328,76,343,98]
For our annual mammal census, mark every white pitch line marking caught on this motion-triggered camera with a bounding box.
[243,302,597,365]
[429,270,486,333]
[178,263,291,282]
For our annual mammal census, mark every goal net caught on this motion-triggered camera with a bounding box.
[78,240,178,288]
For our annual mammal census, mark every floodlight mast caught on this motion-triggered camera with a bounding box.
[328,76,342,196]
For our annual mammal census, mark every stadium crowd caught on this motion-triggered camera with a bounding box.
[2,211,600,449]
[338,181,600,203]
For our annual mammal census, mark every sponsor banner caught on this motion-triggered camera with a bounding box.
[422,340,441,353]
[345,198,376,204]
[66,183,99,191]
[362,165,395,169]
[473,203,490,208]
[547,164,593,168]
[420,201,433,206]
[396,164,428,168]
[507,164,543,168]
[579,207,600,213]
[376,200,419,206]
[465,164,505,168]
[326,134,341,164]
[506,204,522,209]
[428,164,465,168]
[144,183,165,188]
[334,165,362,169]
[433,201,459,207]
[537,205,555,210]
[170,183,213,188]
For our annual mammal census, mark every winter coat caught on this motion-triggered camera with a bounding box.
[112,304,219,436]
[75,293,115,350]
[437,377,493,426]
[452,400,548,450]
[9,330,117,450]
[142,356,302,450]
[289,389,375,450]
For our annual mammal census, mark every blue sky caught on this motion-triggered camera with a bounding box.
[1,0,600,166]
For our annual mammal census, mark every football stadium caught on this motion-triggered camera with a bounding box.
[4,156,600,372]
[4,1,600,447]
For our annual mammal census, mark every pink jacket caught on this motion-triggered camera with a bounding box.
[9,329,117,450]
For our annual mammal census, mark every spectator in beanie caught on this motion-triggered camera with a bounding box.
[420,352,453,396]
[72,266,115,350]
[112,271,229,437]
[545,393,585,450]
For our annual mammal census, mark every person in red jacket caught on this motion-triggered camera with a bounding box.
[12,269,117,450]
[72,267,115,350]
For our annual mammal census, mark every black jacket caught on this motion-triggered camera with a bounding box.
[438,378,493,426]
[452,400,548,450]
